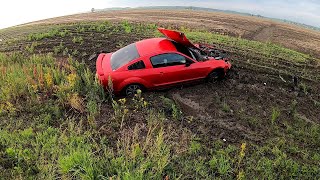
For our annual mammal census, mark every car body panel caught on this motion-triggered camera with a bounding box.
[158,28,199,49]
[136,38,176,57]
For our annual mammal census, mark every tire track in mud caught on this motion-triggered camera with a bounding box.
[244,24,276,42]
[171,92,262,143]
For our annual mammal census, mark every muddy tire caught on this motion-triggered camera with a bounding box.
[123,84,143,96]
[207,69,225,82]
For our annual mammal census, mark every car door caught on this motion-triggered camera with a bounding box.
[177,52,210,81]
[149,53,193,86]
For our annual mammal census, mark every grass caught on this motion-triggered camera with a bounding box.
[222,101,231,113]
[271,107,281,125]
[160,96,182,120]
[72,36,84,45]
[0,22,319,179]
[53,42,64,55]
[27,28,60,41]
[25,42,39,54]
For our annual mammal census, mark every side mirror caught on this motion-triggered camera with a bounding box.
[185,61,191,67]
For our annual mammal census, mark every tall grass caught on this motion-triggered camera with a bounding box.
[0,52,105,119]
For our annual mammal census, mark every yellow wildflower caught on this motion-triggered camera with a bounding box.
[67,73,77,88]
[44,72,53,88]
[143,101,148,108]
[240,143,246,158]
[118,98,126,105]
[68,93,84,112]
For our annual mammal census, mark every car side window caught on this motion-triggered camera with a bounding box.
[150,53,187,68]
[128,60,146,70]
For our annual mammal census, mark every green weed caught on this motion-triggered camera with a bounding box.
[160,96,182,120]
[271,107,281,125]
[222,101,231,113]
[59,29,70,37]
[27,28,60,41]
[53,42,64,55]
[112,98,129,128]
[25,42,38,54]
[132,89,148,111]
[298,83,309,95]
[72,49,79,57]
[75,26,85,33]
[121,20,132,33]
[63,47,69,56]
[189,140,202,154]
[72,36,84,45]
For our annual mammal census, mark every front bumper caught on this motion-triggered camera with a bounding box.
[224,61,232,73]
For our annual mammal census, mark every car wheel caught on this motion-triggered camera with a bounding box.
[207,69,224,82]
[124,84,142,96]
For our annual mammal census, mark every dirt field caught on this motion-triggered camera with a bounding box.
[0,12,319,179]
[19,9,320,59]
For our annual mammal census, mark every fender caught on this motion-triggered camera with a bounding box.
[205,60,231,74]
[117,77,152,93]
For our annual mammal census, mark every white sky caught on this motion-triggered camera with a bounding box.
[0,0,113,29]
[1,0,319,29]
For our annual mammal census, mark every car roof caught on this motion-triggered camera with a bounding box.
[135,38,177,57]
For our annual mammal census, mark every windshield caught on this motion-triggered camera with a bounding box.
[110,43,140,70]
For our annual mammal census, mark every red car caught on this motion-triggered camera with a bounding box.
[96,28,231,96]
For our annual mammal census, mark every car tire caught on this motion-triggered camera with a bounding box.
[207,69,225,82]
[124,84,143,96]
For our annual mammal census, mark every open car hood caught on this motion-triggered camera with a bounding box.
[158,28,199,49]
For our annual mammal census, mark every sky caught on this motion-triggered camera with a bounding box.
[1,0,320,29]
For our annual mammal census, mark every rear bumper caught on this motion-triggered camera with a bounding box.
[96,53,113,87]
[96,54,106,85]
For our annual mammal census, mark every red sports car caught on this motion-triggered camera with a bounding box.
[96,28,231,96]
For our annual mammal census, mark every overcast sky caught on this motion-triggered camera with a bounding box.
[1,0,319,29]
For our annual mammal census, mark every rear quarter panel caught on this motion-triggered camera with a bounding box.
[114,70,154,93]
